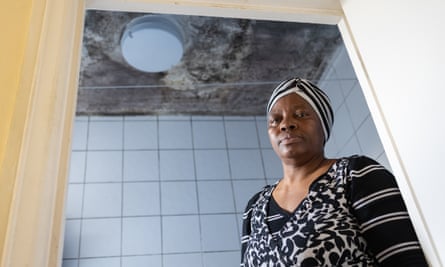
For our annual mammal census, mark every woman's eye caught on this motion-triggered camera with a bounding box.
[295,112,307,118]
[269,118,279,125]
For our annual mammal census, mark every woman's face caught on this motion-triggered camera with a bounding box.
[267,93,325,162]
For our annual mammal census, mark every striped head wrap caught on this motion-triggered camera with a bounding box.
[267,77,334,142]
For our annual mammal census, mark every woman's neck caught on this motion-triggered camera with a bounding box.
[280,155,333,185]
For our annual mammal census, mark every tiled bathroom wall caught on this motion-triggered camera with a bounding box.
[63,115,281,267]
[320,44,390,170]
[62,43,390,267]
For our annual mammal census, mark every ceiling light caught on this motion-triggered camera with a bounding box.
[121,15,184,73]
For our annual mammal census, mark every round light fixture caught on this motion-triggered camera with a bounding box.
[121,15,184,73]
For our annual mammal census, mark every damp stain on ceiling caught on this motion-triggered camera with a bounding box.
[77,10,342,116]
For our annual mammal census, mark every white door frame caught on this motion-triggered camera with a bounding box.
[2,0,439,266]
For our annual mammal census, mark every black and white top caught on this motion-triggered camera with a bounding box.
[241,155,428,266]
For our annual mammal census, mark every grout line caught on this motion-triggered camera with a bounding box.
[190,116,205,267]
[75,115,91,266]
[79,81,280,90]
[120,116,126,267]
[156,115,164,267]
[66,211,242,220]
[223,117,240,236]
[72,147,267,153]
[65,249,241,261]
[68,177,266,186]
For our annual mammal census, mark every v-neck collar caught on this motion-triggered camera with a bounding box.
[253,158,341,240]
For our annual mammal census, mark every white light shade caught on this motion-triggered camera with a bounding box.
[121,15,184,73]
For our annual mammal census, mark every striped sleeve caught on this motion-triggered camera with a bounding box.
[348,156,428,266]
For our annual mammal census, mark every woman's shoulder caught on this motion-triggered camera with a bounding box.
[341,154,394,183]
[342,154,385,170]
[245,184,275,209]
[329,155,391,181]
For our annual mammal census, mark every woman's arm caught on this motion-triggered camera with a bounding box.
[348,156,429,266]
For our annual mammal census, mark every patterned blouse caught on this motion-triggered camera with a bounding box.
[241,155,428,266]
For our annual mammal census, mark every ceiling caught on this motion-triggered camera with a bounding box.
[77,10,342,116]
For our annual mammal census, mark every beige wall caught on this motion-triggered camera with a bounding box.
[0,0,32,259]
[0,0,443,266]
[1,0,84,266]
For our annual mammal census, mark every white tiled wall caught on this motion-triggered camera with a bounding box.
[320,43,391,170]
[63,43,390,267]
[63,115,277,267]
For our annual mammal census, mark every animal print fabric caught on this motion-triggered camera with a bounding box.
[241,156,427,266]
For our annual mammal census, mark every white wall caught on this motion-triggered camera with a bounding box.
[340,1,445,265]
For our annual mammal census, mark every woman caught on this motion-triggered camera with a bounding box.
[241,78,428,266]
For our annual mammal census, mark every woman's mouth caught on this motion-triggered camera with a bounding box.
[279,135,303,145]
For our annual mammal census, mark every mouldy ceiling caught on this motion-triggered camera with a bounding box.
[77,10,342,116]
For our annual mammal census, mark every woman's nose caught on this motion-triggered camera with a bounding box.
[280,122,296,132]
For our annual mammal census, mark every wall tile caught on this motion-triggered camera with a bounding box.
[200,214,240,251]
[163,253,203,267]
[194,150,230,180]
[80,218,121,257]
[122,216,162,255]
[161,181,198,215]
[229,149,264,179]
[331,103,355,150]
[333,47,356,80]
[339,79,356,97]
[90,116,123,121]
[224,116,255,120]
[255,117,271,149]
[192,120,227,149]
[162,215,201,253]
[159,120,193,149]
[122,255,162,267]
[319,80,344,111]
[346,82,370,130]
[71,121,88,150]
[338,135,362,158]
[202,251,240,267]
[65,184,83,219]
[320,65,337,81]
[197,181,235,213]
[324,137,338,158]
[123,182,160,216]
[79,258,120,267]
[232,180,266,213]
[82,183,122,218]
[87,121,123,150]
[75,116,88,122]
[124,115,156,121]
[123,150,159,181]
[124,120,158,149]
[69,151,86,183]
[159,150,195,181]
[356,116,384,159]
[159,115,191,120]
[62,260,78,267]
[63,219,81,259]
[192,115,223,121]
[225,120,259,148]
[85,151,122,182]
[261,149,282,179]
